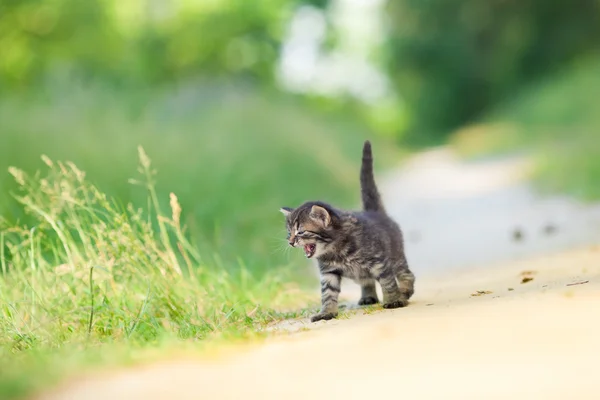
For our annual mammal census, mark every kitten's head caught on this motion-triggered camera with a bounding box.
[279,201,337,259]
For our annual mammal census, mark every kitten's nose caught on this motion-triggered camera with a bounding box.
[288,241,294,247]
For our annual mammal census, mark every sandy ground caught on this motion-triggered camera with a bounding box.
[35,148,600,400]
[38,246,600,400]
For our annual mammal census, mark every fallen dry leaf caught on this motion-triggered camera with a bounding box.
[512,228,523,242]
[543,224,557,235]
[520,270,536,284]
[471,290,493,297]
[566,280,589,287]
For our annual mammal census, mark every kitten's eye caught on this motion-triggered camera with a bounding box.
[286,232,291,239]
[297,231,306,236]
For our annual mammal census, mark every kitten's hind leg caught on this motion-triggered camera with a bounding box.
[375,268,408,309]
[397,269,415,300]
[358,279,379,306]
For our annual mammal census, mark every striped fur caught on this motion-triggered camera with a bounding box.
[280,141,415,322]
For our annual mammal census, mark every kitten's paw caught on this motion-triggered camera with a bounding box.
[358,296,378,306]
[310,312,337,322]
[383,299,408,309]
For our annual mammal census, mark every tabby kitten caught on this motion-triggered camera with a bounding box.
[280,141,415,322]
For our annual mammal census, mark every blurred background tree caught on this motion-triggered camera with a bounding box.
[2,0,599,138]
[384,0,600,143]
[0,0,294,88]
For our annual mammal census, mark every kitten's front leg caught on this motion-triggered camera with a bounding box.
[375,268,408,309]
[311,272,341,322]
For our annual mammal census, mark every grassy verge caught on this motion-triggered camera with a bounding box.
[0,82,400,399]
[0,149,298,398]
[0,81,399,273]
[450,56,600,200]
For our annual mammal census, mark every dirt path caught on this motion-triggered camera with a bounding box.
[36,147,600,400]
[380,147,600,273]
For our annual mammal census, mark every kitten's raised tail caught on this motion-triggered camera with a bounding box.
[360,140,385,213]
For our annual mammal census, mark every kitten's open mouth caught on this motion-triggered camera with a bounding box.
[303,244,316,258]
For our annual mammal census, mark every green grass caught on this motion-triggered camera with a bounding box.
[450,56,600,200]
[0,148,297,398]
[0,81,400,399]
[0,81,398,273]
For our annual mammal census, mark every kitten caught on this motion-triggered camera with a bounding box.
[280,141,415,322]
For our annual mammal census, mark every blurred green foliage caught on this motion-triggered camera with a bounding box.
[2,0,600,140]
[451,56,600,199]
[385,0,600,142]
[0,0,293,87]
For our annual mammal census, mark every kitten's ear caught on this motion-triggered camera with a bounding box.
[309,205,331,227]
[279,207,293,217]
